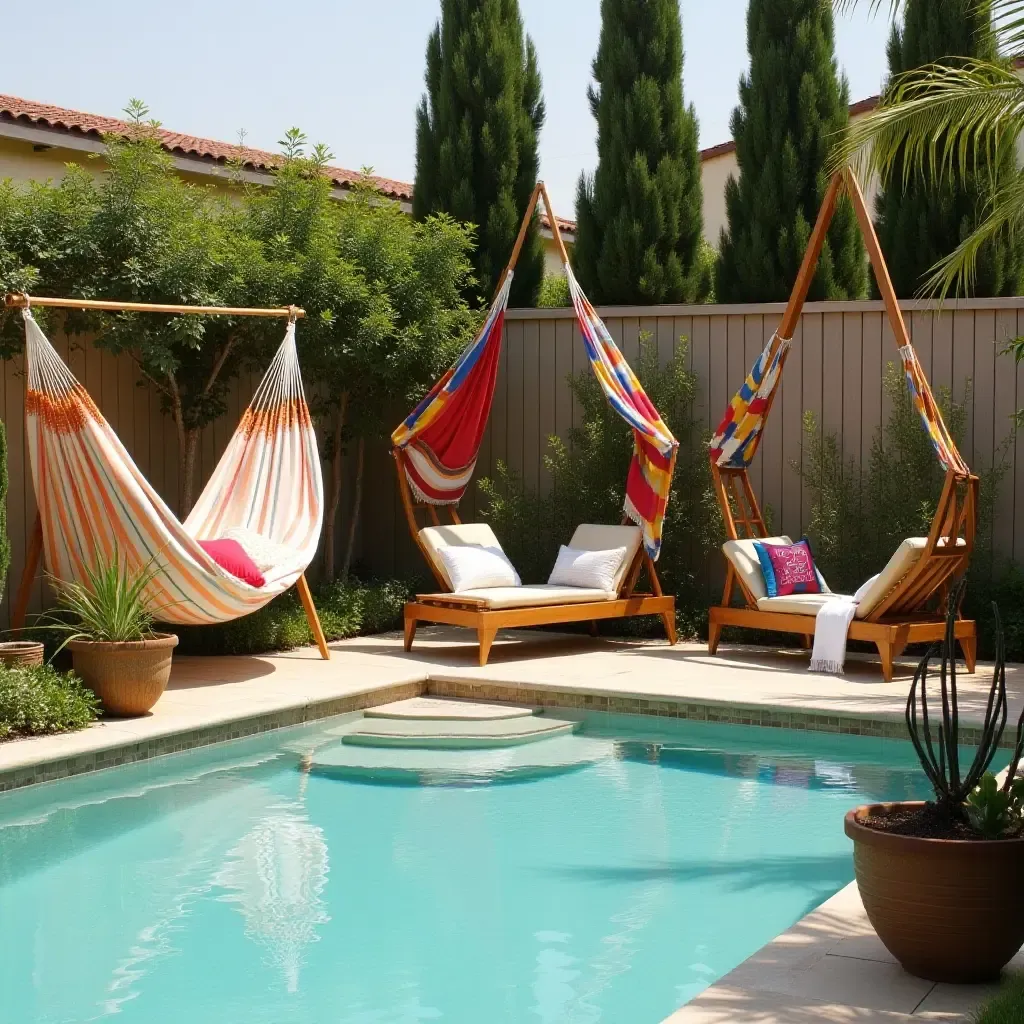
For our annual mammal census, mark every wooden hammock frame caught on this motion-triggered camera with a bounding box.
[393,182,676,665]
[5,292,329,661]
[707,169,978,681]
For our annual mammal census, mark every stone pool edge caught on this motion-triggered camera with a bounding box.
[1,670,1011,794]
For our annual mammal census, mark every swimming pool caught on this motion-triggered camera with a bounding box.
[0,711,930,1023]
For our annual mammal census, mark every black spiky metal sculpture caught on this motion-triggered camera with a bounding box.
[906,579,1024,815]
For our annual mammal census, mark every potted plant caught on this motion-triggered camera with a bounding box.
[845,582,1024,983]
[45,553,178,716]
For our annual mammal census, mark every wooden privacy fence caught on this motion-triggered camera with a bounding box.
[2,296,1024,627]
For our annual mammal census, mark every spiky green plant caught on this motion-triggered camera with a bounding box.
[43,549,164,647]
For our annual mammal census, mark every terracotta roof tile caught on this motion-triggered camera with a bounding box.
[0,93,413,200]
[0,93,579,234]
[700,94,880,162]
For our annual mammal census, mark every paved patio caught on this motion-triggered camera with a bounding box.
[0,625,1020,1022]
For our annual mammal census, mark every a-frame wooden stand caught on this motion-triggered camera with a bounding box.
[708,169,978,681]
[394,181,677,665]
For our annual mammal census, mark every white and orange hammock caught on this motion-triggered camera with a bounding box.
[21,310,325,632]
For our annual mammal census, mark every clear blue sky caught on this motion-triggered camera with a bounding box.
[3,1,893,217]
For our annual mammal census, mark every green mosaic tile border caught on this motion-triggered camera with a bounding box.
[0,680,423,794]
[425,678,1014,749]
[3,673,1011,794]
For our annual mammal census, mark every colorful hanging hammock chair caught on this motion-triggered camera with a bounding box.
[706,168,978,681]
[392,195,678,561]
[21,310,325,629]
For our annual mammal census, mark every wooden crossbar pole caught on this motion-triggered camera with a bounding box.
[494,182,543,301]
[5,293,304,318]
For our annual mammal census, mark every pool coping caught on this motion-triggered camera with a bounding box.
[0,667,1016,794]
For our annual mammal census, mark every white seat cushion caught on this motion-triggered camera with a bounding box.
[436,544,520,592]
[222,526,304,574]
[757,593,853,617]
[421,584,616,610]
[548,544,627,591]
[419,523,509,590]
[854,537,966,619]
[567,524,642,594]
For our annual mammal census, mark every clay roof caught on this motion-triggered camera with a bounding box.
[0,93,413,200]
[700,94,880,162]
[0,93,578,234]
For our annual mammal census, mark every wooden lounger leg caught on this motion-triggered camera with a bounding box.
[960,633,977,674]
[296,574,330,661]
[661,610,678,646]
[708,618,722,655]
[404,614,418,652]
[588,620,599,637]
[875,640,895,683]
[800,634,813,650]
[477,625,497,667]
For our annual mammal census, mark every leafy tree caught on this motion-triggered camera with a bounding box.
[574,0,708,304]
[872,0,1022,298]
[413,0,545,306]
[717,0,866,302]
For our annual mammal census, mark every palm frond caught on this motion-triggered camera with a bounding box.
[919,167,1024,297]
[830,60,1024,187]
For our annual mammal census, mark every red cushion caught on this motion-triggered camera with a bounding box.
[198,539,266,588]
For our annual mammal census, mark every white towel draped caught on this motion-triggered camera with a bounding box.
[808,574,881,675]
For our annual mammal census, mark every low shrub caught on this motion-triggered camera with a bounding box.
[170,577,413,657]
[478,333,721,636]
[795,363,1019,658]
[0,663,99,740]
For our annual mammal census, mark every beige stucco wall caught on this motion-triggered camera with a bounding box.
[700,109,880,247]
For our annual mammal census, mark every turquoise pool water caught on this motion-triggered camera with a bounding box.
[0,714,931,1024]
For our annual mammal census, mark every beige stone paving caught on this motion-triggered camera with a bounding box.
[662,881,1021,1023]
[1,624,1021,1022]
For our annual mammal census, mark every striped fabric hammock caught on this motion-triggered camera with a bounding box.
[709,330,968,476]
[392,264,678,560]
[23,311,323,625]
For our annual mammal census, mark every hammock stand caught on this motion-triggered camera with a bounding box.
[707,169,978,681]
[7,293,330,660]
[392,183,679,665]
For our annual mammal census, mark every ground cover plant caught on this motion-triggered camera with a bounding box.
[0,663,98,741]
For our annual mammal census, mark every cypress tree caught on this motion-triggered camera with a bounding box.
[717,0,866,303]
[874,0,1022,297]
[574,0,708,305]
[413,0,545,307]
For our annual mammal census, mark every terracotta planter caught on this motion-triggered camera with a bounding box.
[846,802,1024,983]
[69,634,178,716]
[0,641,45,669]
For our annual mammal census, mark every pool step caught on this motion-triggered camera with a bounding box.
[307,734,613,785]
[342,714,577,750]
[364,697,535,722]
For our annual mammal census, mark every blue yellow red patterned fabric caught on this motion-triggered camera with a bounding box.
[565,267,678,560]
[709,334,791,469]
[392,263,679,560]
[897,345,970,476]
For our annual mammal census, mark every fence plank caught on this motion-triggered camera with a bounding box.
[6,298,1024,627]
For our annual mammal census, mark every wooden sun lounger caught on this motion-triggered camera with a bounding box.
[707,169,978,682]
[405,540,676,667]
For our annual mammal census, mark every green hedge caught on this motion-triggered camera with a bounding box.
[169,578,414,657]
[0,664,99,740]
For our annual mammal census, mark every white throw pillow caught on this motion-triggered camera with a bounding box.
[547,545,627,592]
[223,526,302,574]
[854,573,881,604]
[437,544,521,592]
